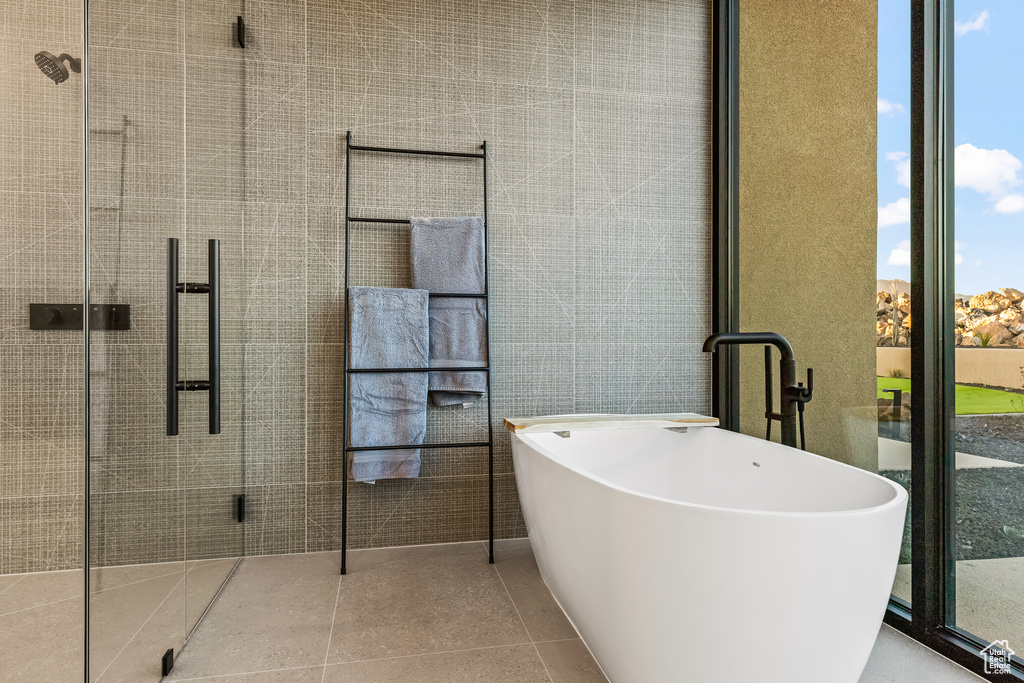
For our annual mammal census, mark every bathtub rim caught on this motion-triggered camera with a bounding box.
[513,424,908,519]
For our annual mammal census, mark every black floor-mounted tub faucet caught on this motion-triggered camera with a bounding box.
[702,332,813,449]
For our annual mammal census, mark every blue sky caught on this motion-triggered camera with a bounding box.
[877,1,1024,295]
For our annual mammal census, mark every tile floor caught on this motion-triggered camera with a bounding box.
[0,557,237,682]
[0,539,992,682]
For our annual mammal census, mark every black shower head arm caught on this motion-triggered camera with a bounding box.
[57,54,81,73]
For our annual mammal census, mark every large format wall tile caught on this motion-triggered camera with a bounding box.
[243,344,307,486]
[307,0,484,84]
[186,58,307,203]
[0,495,82,574]
[88,47,185,201]
[187,0,305,64]
[575,0,711,98]
[186,486,245,561]
[185,57,245,202]
[0,10,85,575]
[89,342,182,493]
[243,483,306,555]
[89,0,184,54]
[89,489,184,567]
[0,40,83,197]
[573,90,709,219]
[574,216,710,413]
[241,203,308,345]
[343,474,490,550]
[4,0,711,572]
[88,198,185,344]
[1,345,83,498]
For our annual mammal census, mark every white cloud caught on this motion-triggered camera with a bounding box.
[886,151,910,188]
[995,193,1024,214]
[887,240,911,266]
[955,143,1023,198]
[974,260,983,267]
[878,197,911,228]
[955,10,989,36]
[877,99,906,116]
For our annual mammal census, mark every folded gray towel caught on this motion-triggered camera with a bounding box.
[427,298,487,406]
[347,286,429,482]
[410,217,488,406]
[410,217,485,294]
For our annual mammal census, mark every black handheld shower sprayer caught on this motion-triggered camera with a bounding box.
[35,51,81,85]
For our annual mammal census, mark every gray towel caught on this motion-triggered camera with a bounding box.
[410,217,485,293]
[427,298,488,406]
[347,286,429,482]
[410,217,488,406]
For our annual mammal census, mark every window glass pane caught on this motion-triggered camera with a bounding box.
[877,0,913,604]
[952,0,1024,657]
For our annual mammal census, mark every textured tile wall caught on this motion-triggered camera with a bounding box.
[4,0,712,573]
[302,0,713,552]
[0,0,85,574]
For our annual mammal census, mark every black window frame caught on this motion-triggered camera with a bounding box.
[712,1,1024,678]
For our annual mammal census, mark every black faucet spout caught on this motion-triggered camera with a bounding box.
[702,332,803,449]
[702,332,795,363]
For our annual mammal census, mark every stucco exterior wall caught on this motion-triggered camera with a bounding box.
[738,1,879,470]
[878,347,1024,391]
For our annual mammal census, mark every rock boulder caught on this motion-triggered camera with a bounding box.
[1000,288,1024,305]
[897,293,911,315]
[970,291,1014,313]
[974,320,1014,346]
[877,287,1024,346]
[1000,309,1024,335]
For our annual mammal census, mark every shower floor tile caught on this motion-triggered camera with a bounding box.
[164,552,340,679]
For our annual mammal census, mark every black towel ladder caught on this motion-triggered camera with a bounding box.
[340,131,494,575]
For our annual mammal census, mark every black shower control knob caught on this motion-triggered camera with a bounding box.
[43,307,63,324]
[68,307,82,324]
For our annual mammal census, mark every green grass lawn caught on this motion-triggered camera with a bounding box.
[877,377,1024,415]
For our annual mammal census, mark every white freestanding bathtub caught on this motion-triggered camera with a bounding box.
[510,421,907,683]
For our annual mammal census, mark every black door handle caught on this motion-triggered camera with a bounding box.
[167,238,179,436]
[166,238,221,436]
[208,239,221,434]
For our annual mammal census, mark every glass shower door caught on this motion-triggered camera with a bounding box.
[86,36,189,679]
[86,4,245,679]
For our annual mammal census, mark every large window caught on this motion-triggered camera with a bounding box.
[718,1,1024,678]
[951,0,1024,666]
[885,1,1024,677]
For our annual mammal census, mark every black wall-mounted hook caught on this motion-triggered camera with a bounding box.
[236,16,246,48]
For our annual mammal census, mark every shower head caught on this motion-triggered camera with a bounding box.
[34,51,81,84]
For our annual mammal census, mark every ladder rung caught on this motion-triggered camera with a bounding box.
[345,441,491,452]
[349,143,484,159]
[347,366,488,374]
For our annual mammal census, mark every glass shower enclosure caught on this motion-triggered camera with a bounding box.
[85,4,254,679]
[0,1,273,679]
